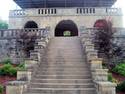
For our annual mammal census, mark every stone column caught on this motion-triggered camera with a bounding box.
[30,51,41,61]
[95,82,117,94]
[92,69,108,81]
[89,58,103,69]
[86,50,98,62]
[6,81,27,94]
[17,70,32,81]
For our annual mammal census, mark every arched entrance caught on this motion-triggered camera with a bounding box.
[55,20,78,36]
[24,21,38,28]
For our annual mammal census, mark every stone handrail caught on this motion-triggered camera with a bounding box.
[0,28,49,39]
[80,28,117,94]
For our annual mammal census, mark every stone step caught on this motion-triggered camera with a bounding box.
[23,37,96,94]
[35,75,91,79]
[31,79,93,83]
[25,90,96,94]
[44,60,85,62]
[39,65,88,68]
[30,83,94,88]
[36,71,91,75]
[27,88,96,93]
[40,61,86,64]
[38,67,89,72]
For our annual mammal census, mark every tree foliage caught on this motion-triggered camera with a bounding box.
[94,19,123,66]
[0,19,8,29]
[18,31,37,57]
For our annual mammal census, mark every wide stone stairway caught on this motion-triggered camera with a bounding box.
[24,37,96,94]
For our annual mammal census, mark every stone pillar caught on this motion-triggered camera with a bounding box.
[17,70,32,81]
[95,82,117,94]
[24,59,38,68]
[86,50,98,62]
[92,69,108,81]
[89,58,103,69]
[84,44,95,52]
[6,81,27,94]
[30,51,41,61]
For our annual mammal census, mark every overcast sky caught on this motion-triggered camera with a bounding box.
[0,0,125,25]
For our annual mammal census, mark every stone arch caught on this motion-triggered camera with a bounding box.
[55,20,78,36]
[24,21,38,28]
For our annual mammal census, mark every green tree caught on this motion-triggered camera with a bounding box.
[0,19,8,29]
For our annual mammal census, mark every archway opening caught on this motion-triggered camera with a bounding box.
[55,20,78,37]
[24,21,38,28]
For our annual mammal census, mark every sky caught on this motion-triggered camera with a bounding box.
[0,0,19,20]
[0,0,125,25]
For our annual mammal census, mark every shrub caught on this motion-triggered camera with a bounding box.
[1,58,12,64]
[112,63,125,76]
[108,73,119,84]
[9,68,17,76]
[16,63,26,71]
[18,63,25,69]
[108,73,113,82]
[116,81,125,92]
[0,64,17,76]
[0,85,3,94]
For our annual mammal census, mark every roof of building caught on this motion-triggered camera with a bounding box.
[14,0,117,8]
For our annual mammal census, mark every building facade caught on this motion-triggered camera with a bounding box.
[9,0,123,37]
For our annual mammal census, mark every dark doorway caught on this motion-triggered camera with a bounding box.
[24,21,38,28]
[55,20,78,36]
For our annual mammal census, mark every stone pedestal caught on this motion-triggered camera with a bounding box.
[89,58,103,69]
[84,44,95,52]
[95,82,117,94]
[86,50,98,61]
[24,59,38,68]
[84,41,93,46]
[82,38,92,43]
[6,81,27,94]
[92,69,108,81]
[38,41,47,48]
[17,70,32,81]
[30,51,41,61]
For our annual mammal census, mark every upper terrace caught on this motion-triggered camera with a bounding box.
[9,7,122,17]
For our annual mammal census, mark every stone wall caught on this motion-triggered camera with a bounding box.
[0,28,49,64]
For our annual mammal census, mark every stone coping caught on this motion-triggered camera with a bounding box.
[7,81,27,86]
[96,82,117,87]
[84,44,95,47]
[86,50,98,54]
[87,57,102,61]
[91,69,108,72]
[92,72,108,75]
[89,58,103,61]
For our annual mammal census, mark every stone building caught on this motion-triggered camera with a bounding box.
[1,0,125,94]
[9,0,123,37]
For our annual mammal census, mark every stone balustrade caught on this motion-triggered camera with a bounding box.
[0,28,49,39]
[81,28,117,94]
[9,7,122,17]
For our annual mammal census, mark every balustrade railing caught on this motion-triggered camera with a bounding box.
[0,28,49,39]
[9,7,122,17]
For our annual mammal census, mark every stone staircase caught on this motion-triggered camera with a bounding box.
[24,37,96,94]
